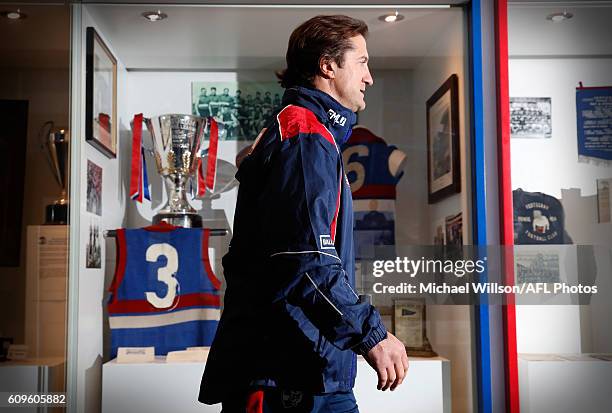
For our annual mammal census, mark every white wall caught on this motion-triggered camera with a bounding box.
[510,58,612,355]
[363,11,473,413]
[357,9,474,413]
[509,58,612,198]
[409,12,474,413]
[71,6,129,413]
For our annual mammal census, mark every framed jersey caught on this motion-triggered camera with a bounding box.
[108,223,221,358]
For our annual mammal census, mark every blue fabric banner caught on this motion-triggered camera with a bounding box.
[576,86,612,161]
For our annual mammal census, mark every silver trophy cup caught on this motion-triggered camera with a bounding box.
[145,114,208,227]
[45,129,70,224]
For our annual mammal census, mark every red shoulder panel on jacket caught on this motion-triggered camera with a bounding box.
[277,105,335,147]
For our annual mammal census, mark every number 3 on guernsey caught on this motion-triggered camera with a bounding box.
[145,243,179,308]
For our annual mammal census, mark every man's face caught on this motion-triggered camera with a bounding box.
[330,35,373,112]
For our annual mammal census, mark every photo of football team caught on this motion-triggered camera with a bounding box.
[191,82,284,141]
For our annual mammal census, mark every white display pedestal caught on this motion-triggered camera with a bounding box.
[519,354,612,413]
[354,356,451,413]
[102,356,450,413]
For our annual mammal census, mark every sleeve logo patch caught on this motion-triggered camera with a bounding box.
[319,234,336,250]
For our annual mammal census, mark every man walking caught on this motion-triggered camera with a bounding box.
[199,15,408,413]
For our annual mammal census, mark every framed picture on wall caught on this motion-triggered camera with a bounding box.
[191,81,284,141]
[597,178,611,223]
[392,299,437,357]
[514,247,560,284]
[426,74,460,204]
[86,160,102,216]
[510,97,552,139]
[86,27,117,158]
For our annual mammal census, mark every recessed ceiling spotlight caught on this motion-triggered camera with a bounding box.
[1,9,27,20]
[546,11,573,23]
[142,10,167,22]
[379,11,404,23]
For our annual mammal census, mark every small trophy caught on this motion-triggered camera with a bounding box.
[145,114,208,227]
[44,128,70,224]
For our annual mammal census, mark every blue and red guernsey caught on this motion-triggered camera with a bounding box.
[108,223,220,358]
[341,126,406,258]
[342,126,405,201]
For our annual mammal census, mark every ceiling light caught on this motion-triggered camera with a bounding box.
[379,11,405,23]
[546,11,573,23]
[1,9,27,20]
[142,10,167,22]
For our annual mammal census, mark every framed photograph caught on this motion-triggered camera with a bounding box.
[433,218,446,246]
[597,178,611,223]
[514,248,561,284]
[445,212,463,247]
[86,160,102,216]
[392,299,437,357]
[510,97,552,139]
[427,74,460,203]
[86,27,117,158]
[192,81,284,141]
[85,218,101,269]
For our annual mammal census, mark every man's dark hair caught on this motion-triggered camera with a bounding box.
[277,15,368,89]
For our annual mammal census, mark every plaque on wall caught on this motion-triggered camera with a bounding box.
[392,299,437,357]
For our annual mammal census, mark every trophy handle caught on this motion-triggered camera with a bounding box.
[39,120,55,173]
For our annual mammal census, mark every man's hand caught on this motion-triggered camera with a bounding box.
[363,332,409,391]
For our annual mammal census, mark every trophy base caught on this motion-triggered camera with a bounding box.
[45,203,68,224]
[153,212,202,228]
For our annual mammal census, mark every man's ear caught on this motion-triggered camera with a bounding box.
[319,57,336,80]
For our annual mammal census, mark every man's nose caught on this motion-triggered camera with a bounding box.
[364,67,373,86]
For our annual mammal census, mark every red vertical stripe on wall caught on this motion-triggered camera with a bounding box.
[495,0,520,412]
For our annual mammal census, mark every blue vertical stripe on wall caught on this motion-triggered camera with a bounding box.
[469,0,493,412]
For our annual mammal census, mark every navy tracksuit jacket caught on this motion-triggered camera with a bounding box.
[199,86,387,404]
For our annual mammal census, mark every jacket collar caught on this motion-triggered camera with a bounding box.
[282,86,357,145]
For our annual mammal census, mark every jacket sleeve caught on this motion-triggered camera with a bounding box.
[260,129,387,355]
